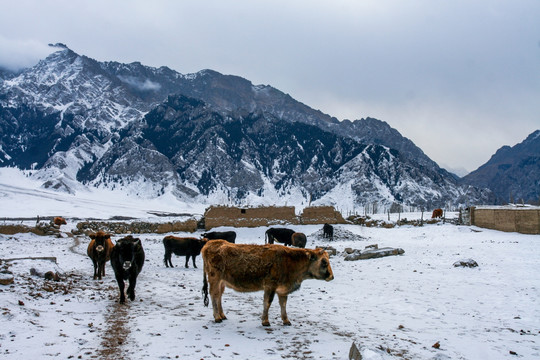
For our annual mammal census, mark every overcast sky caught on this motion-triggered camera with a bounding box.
[1,0,539,175]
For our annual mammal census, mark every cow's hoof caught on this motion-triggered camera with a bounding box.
[214,319,223,323]
[283,320,291,326]
[262,321,271,326]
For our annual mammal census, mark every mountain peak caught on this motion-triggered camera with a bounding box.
[461,129,540,203]
[525,129,540,143]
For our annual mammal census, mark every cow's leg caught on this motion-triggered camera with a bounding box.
[192,255,197,268]
[116,275,126,304]
[164,250,171,267]
[127,272,137,301]
[278,294,291,325]
[216,281,226,320]
[209,278,226,322]
[185,255,190,268]
[97,260,103,280]
[92,259,98,280]
[262,289,276,326]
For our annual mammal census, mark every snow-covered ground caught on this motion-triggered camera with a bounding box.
[1,169,539,359]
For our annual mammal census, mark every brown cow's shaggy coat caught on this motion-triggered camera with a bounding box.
[87,231,114,280]
[53,216,67,227]
[432,208,444,219]
[202,240,334,326]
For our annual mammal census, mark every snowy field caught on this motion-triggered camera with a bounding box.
[1,170,539,359]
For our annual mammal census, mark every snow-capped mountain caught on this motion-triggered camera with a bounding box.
[461,130,540,204]
[0,44,494,210]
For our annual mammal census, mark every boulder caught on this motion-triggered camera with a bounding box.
[317,246,337,256]
[0,271,14,285]
[453,259,478,268]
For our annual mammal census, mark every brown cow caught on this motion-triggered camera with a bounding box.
[87,231,114,280]
[202,240,334,326]
[52,216,67,227]
[432,208,443,219]
[291,232,307,248]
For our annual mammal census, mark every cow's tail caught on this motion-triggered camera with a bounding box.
[202,266,209,307]
[264,230,268,244]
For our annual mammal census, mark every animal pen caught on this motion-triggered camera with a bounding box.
[469,205,540,234]
[203,205,346,230]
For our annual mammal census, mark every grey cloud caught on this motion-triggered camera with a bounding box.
[118,76,162,91]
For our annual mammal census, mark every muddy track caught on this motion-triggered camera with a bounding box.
[69,235,133,359]
[94,304,131,360]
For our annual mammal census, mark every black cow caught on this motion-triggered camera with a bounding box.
[323,223,334,241]
[110,235,145,304]
[201,231,236,243]
[163,236,207,268]
[265,227,296,246]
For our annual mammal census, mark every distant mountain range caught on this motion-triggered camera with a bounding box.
[461,130,540,204]
[0,43,517,211]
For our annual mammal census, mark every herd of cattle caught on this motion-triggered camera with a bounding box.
[83,224,335,325]
[72,211,443,325]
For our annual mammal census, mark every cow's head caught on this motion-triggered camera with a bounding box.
[195,238,208,253]
[116,236,141,270]
[306,249,334,281]
[89,231,111,253]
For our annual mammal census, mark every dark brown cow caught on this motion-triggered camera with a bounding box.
[163,236,207,268]
[291,232,307,248]
[432,208,443,219]
[202,240,334,326]
[87,231,114,280]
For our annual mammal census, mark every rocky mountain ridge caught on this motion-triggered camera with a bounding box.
[461,130,540,204]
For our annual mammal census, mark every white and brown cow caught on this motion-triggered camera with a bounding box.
[202,240,334,326]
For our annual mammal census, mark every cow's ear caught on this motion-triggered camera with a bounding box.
[307,251,316,261]
[133,239,140,247]
[89,234,96,240]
